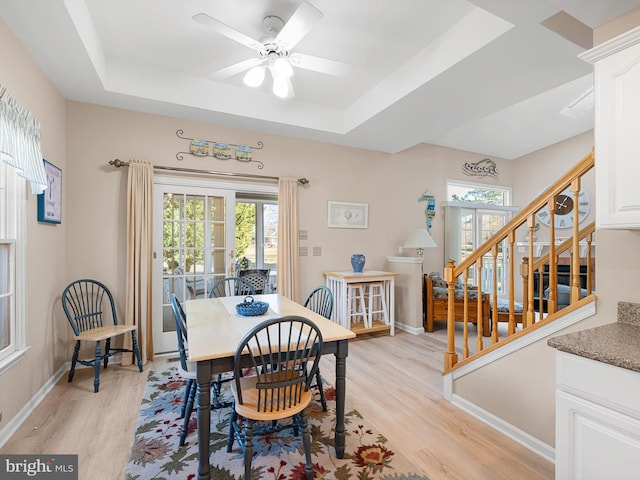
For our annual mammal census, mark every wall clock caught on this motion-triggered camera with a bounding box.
[536,187,591,229]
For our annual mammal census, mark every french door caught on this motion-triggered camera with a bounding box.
[152,181,235,353]
[461,208,509,294]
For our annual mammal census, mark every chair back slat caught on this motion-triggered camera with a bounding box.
[62,279,117,335]
[237,269,271,294]
[303,286,333,319]
[170,294,190,372]
[209,276,256,298]
[233,316,322,413]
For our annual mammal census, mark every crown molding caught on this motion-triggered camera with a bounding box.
[579,26,640,64]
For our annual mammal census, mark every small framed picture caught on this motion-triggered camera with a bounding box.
[37,159,62,224]
[328,201,368,229]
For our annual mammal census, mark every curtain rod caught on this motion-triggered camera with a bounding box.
[108,159,309,185]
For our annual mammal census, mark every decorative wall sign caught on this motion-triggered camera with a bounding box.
[418,189,436,232]
[328,201,368,229]
[462,158,499,178]
[176,129,264,168]
[37,159,62,224]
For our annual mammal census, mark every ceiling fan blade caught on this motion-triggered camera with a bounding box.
[208,58,264,80]
[193,13,265,54]
[275,1,323,51]
[288,53,351,77]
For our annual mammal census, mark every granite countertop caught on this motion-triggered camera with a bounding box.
[548,301,640,373]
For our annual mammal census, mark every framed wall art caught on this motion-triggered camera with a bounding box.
[328,201,368,229]
[37,159,62,224]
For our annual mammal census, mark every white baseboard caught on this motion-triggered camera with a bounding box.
[451,393,555,463]
[395,322,424,335]
[0,362,68,449]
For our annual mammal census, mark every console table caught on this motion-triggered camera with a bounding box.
[323,270,398,335]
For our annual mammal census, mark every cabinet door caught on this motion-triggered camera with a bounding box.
[556,390,640,480]
[592,34,640,228]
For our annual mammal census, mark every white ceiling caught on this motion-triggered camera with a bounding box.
[2,0,640,159]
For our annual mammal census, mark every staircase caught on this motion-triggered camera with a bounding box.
[442,149,597,373]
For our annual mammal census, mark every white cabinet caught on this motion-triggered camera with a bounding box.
[555,351,640,479]
[580,27,640,229]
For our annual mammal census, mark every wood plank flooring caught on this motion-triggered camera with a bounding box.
[1,331,554,480]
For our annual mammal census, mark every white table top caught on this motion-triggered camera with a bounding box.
[323,270,398,279]
[186,293,356,363]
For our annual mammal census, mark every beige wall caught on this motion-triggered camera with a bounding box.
[594,7,640,45]
[0,18,67,433]
[64,103,517,303]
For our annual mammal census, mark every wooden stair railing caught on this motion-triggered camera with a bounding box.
[521,222,595,316]
[443,149,596,372]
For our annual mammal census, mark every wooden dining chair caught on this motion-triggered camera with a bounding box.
[208,276,255,298]
[237,268,271,294]
[303,285,333,411]
[61,279,143,393]
[227,315,323,480]
[170,293,232,446]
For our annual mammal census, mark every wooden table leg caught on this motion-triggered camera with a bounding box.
[334,339,349,458]
[196,361,212,480]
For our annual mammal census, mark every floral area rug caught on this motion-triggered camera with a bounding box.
[125,367,429,480]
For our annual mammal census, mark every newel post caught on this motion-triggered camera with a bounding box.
[444,259,458,370]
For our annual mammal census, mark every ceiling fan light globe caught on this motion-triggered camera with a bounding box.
[272,77,289,98]
[243,66,265,87]
[273,57,293,78]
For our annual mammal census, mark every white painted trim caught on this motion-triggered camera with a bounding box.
[451,393,555,463]
[0,363,68,449]
[579,26,640,64]
[153,173,278,195]
[442,201,519,212]
[386,256,423,264]
[395,322,424,335]
[443,373,453,400]
[0,345,30,376]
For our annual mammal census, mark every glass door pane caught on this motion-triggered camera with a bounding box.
[153,184,235,354]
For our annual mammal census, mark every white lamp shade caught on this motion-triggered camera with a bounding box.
[243,66,265,87]
[404,228,437,249]
[273,57,293,78]
[272,76,289,98]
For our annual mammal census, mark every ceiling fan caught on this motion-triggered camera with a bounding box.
[193,1,350,99]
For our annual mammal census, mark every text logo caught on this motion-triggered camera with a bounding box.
[0,455,78,479]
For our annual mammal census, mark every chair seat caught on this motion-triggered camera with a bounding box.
[72,324,137,341]
[490,298,523,313]
[62,279,143,393]
[231,374,313,422]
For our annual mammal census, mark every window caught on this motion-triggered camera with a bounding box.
[236,194,278,271]
[444,180,514,295]
[0,161,27,372]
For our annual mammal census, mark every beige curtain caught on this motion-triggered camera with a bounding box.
[276,177,301,302]
[123,159,154,364]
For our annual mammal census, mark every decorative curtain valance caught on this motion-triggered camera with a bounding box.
[0,84,47,194]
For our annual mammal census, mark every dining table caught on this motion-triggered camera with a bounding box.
[185,293,357,480]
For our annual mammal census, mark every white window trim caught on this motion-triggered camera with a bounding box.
[446,178,512,206]
[0,168,29,374]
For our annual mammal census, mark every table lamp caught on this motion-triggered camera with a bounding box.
[403,228,437,257]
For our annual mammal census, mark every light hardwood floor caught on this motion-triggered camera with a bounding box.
[1,331,554,480]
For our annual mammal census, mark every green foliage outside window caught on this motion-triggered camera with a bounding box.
[235,203,255,260]
[162,195,207,273]
[451,188,505,205]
